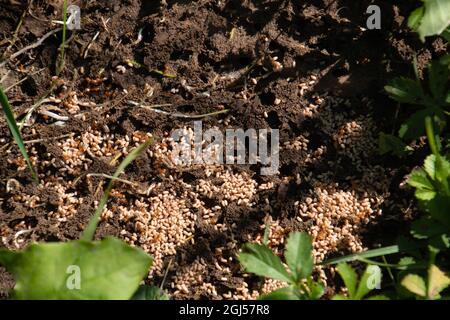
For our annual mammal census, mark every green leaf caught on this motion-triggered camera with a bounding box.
[366,295,390,300]
[331,294,348,300]
[408,168,436,200]
[428,55,450,100]
[401,274,427,297]
[284,232,313,281]
[0,237,152,299]
[422,194,450,227]
[411,217,449,239]
[399,109,434,140]
[0,87,39,183]
[259,286,301,300]
[308,281,325,300]
[323,245,400,265]
[429,233,450,250]
[416,0,450,41]
[442,28,450,42]
[239,243,293,283]
[81,140,152,241]
[132,285,169,300]
[378,133,412,157]
[355,265,382,300]
[408,6,425,30]
[424,154,436,180]
[428,264,450,299]
[336,263,358,298]
[385,77,424,104]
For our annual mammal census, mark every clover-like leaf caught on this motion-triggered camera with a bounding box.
[0,237,152,300]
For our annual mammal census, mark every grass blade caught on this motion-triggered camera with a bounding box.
[56,0,68,75]
[81,139,152,241]
[0,87,38,183]
[322,245,400,265]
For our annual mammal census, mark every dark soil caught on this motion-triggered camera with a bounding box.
[0,0,446,299]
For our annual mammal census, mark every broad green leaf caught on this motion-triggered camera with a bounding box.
[422,194,450,227]
[336,263,358,298]
[132,285,170,300]
[428,55,450,100]
[355,265,381,300]
[399,109,434,140]
[411,217,449,239]
[416,0,450,41]
[284,232,313,281]
[259,286,300,300]
[0,237,152,299]
[81,140,152,241]
[378,133,412,157]
[428,264,450,299]
[239,243,293,283]
[0,87,38,183]
[415,189,437,200]
[385,77,424,104]
[408,6,425,30]
[401,274,426,297]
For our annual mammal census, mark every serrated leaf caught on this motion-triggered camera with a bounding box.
[416,0,450,41]
[284,232,313,281]
[258,286,300,300]
[132,285,169,300]
[424,154,437,179]
[239,243,293,283]
[385,77,424,104]
[408,168,435,198]
[401,274,427,297]
[0,237,152,299]
[428,264,450,299]
[336,263,358,298]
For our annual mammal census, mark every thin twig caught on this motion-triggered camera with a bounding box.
[4,67,45,92]
[0,28,62,68]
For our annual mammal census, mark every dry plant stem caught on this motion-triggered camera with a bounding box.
[2,1,31,60]
[0,28,62,68]
[4,68,45,93]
